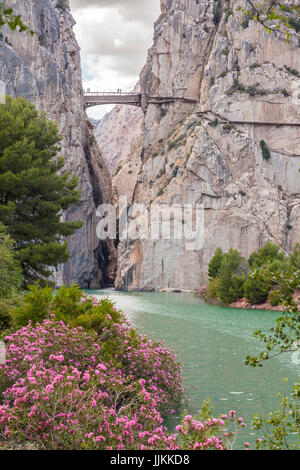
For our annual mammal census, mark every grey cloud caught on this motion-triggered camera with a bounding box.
[70,0,160,78]
[70,0,160,24]
[69,0,160,112]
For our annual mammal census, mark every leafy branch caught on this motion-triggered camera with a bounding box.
[0,2,33,34]
[242,0,300,41]
[246,266,300,367]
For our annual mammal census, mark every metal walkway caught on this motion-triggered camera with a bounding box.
[84,92,198,112]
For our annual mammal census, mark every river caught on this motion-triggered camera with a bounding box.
[87,289,299,449]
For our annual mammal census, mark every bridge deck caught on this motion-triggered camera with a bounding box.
[84,92,141,108]
[84,92,198,110]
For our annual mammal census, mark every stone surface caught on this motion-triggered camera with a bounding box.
[109,0,300,291]
[94,95,144,203]
[0,0,117,288]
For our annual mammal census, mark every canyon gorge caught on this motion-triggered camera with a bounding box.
[97,0,300,291]
[1,0,300,291]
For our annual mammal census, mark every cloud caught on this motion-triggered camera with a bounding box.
[69,0,160,118]
[70,0,160,24]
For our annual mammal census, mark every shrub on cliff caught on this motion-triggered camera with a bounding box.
[0,96,83,285]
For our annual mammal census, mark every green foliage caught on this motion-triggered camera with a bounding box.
[208,118,219,127]
[225,9,233,23]
[288,16,300,33]
[206,243,292,306]
[207,248,247,304]
[114,165,122,176]
[289,243,300,269]
[206,277,221,301]
[0,96,82,284]
[246,267,300,367]
[168,134,187,151]
[221,47,229,56]
[13,283,123,331]
[243,273,271,304]
[56,0,68,11]
[218,249,247,304]
[248,242,285,268]
[242,1,300,42]
[160,108,167,118]
[269,290,281,306]
[281,88,290,97]
[0,223,21,297]
[0,290,23,334]
[0,2,33,34]
[252,379,300,450]
[223,123,234,133]
[208,247,224,278]
[226,79,245,96]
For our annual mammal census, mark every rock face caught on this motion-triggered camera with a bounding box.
[112,0,300,291]
[0,0,117,288]
[95,99,144,203]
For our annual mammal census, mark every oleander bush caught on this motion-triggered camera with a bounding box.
[0,299,245,450]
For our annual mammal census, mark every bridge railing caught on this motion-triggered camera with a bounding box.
[84,91,140,97]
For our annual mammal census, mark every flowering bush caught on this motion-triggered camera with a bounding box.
[0,362,175,450]
[176,410,247,451]
[0,286,247,450]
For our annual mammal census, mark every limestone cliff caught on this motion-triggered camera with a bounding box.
[95,99,143,203]
[109,0,300,291]
[0,0,117,288]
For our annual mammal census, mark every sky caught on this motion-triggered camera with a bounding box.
[69,0,161,119]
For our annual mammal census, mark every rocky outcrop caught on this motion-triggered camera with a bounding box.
[113,0,300,291]
[95,98,143,203]
[0,0,117,288]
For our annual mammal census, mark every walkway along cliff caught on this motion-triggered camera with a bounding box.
[95,0,300,292]
[0,0,117,288]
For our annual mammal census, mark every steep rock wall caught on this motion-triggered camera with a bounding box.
[115,0,300,291]
[95,100,143,204]
[0,0,117,288]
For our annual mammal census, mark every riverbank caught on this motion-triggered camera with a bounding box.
[87,289,300,449]
[196,288,300,312]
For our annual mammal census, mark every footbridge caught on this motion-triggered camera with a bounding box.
[84,91,197,112]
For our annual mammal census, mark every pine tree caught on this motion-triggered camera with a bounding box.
[0,96,83,284]
[0,222,21,296]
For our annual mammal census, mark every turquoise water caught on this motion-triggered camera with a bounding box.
[87,289,299,449]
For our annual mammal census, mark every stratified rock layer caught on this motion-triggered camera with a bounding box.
[113,0,300,291]
[0,0,117,288]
